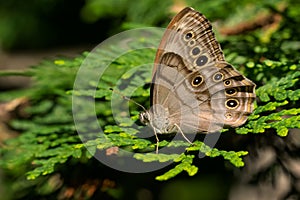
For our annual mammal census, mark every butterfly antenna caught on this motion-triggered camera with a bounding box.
[109,88,148,112]
[110,88,160,153]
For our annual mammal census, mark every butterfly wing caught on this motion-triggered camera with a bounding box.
[153,7,225,75]
[150,7,256,133]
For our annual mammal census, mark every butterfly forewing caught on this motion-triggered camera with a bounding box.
[154,7,225,74]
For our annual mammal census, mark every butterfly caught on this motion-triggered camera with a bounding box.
[138,7,256,150]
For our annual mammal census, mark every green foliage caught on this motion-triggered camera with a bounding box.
[0,1,300,199]
[81,0,172,27]
[188,0,283,20]
[135,141,248,181]
[236,70,300,136]
[0,57,83,183]
[154,154,198,181]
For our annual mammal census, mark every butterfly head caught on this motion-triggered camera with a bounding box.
[139,111,151,126]
[139,105,176,134]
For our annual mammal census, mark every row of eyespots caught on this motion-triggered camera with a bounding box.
[190,72,239,110]
[212,72,233,88]
[190,72,236,89]
[182,31,209,67]
[219,74,239,109]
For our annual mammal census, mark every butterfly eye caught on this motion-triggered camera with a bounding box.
[225,88,237,96]
[192,75,203,87]
[184,31,194,41]
[213,72,224,82]
[224,80,231,86]
[225,99,239,109]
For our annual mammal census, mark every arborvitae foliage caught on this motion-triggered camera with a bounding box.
[0,1,299,199]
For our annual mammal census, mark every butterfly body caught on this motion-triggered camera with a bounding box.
[140,7,256,136]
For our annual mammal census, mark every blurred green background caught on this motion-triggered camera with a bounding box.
[0,0,290,50]
[0,0,300,200]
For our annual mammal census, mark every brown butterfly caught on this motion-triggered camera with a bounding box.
[139,7,256,148]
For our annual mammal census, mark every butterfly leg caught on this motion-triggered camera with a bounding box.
[153,128,159,154]
[174,124,193,145]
